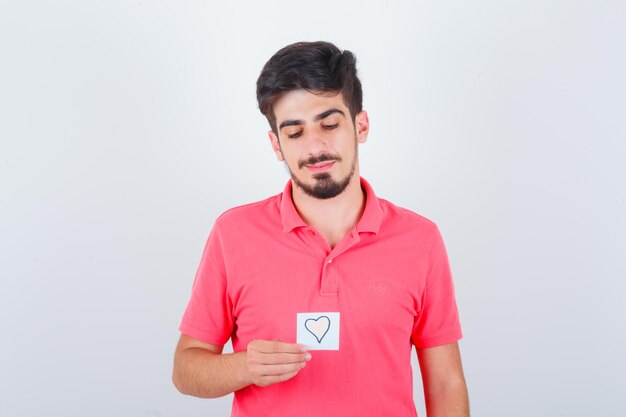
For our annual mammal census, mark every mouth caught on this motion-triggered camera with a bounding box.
[306,161,335,173]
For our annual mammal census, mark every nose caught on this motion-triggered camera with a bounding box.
[304,130,328,156]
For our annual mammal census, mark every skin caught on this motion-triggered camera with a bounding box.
[173,89,469,416]
[418,343,470,416]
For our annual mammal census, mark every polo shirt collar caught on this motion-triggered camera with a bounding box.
[280,176,382,234]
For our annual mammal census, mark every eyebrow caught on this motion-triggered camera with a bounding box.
[278,108,345,131]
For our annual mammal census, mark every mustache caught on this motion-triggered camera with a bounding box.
[299,153,341,169]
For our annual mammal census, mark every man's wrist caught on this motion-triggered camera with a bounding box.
[234,350,253,388]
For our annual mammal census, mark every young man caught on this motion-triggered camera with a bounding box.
[173,41,469,417]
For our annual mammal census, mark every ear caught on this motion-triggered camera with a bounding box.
[355,111,369,144]
[268,130,284,161]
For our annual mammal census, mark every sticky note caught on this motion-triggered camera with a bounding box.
[297,312,340,350]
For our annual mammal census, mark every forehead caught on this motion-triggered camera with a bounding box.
[273,89,348,123]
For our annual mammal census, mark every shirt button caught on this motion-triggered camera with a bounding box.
[328,259,333,264]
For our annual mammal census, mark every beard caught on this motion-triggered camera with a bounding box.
[291,169,355,200]
[287,138,358,200]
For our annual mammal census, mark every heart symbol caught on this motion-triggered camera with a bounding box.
[305,316,331,343]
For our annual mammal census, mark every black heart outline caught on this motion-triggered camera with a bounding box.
[305,315,331,343]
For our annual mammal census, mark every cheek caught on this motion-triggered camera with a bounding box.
[281,149,302,169]
[281,141,306,160]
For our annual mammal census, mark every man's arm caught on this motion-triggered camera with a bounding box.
[172,334,311,398]
[416,341,469,417]
[172,334,249,398]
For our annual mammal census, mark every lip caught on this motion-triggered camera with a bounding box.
[306,161,335,173]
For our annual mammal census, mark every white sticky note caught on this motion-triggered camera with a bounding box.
[297,312,340,350]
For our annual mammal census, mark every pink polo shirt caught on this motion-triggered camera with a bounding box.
[179,177,462,417]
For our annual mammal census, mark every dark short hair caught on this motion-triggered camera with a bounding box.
[256,41,363,135]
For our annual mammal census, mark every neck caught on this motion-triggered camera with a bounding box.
[291,174,366,239]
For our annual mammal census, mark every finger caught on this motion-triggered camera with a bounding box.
[257,361,306,377]
[258,369,301,386]
[256,352,312,365]
[254,340,308,354]
[276,369,300,383]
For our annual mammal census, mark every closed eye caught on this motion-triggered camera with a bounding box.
[287,123,338,139]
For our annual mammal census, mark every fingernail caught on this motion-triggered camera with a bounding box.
[305,353,312,360]
[298,344,308,352]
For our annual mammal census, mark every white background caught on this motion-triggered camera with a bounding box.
[1,1,625,416]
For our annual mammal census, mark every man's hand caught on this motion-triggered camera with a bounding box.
[245,340,312,387]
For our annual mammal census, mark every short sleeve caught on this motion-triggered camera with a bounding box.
[411,225,463,348]
[179,220,234,345]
